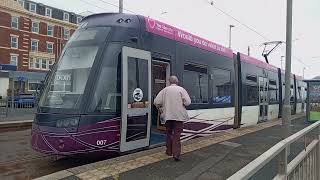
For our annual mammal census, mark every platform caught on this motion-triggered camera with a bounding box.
[35,114,308,180]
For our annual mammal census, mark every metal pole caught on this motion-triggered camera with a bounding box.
[282,0,293,142]
[303,67,306,79]
[119,0,123,13]
[11,79,14,109]
[248,46,250,56]
[228,25,234,49]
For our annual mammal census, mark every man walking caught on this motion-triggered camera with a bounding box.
[154,76,191,161]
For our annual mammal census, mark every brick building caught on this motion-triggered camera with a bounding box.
[0,0,81,98]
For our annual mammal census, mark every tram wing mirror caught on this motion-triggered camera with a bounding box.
[130,37,138,43]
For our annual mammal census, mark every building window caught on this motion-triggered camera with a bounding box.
[10,35,18,49]
[28,80,41,91]
[10,54,18,66]
[29,57,34,69]
[211,68,232,104]
[17,0,25,7]
[32,21,39,33]
[64,28,70,40]
[11,16,19,29]
[47,42,53,53]
[48,59,54,69]
[47,25,54,36]
[31,39,38,51]
[41,59,47,69]
[35,58,41,69]
[183,63,208,104]
[77,17,82,24]
[29,57,53,70]
[63,12,69,22]
[45,8,52,17]
[29,3,36,13]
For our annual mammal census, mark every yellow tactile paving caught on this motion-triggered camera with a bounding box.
[74,115,302,179]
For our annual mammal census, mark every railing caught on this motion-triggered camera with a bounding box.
[227,120,320,180]
[0,94,39,121]
[0,99,8,117]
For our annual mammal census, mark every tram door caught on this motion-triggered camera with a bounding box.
[258,77,269,122]
[120,46,151,152]
[152,61,170,131]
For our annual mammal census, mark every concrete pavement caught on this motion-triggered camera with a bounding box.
[36,114,310,180]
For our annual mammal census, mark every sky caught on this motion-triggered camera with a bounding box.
[32,0,320,79]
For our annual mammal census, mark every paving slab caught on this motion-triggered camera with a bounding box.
[119,117,309,180]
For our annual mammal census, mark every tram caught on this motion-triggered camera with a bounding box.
[31,13,307,156]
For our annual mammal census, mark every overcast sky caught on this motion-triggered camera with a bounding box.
[33,0,320,79]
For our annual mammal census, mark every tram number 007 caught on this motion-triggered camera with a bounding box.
[96,140,107,146]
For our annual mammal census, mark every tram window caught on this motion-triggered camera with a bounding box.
[269,88,278,103]
[269,80,277,86]
[246,75,257,82]
[90,47,121,113]
[269,90,278,103]
[183,63,208,104]
[290,87,294,102]
[211,68,231,104]
[269,80,278,103]
[297,87,302,102]
[127,58,149,104]
[246,85,258,105]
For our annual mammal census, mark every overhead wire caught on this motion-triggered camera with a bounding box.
[209,2,270,41]
[209,2,309,68]
[78,0,112,11]
[94,0,137,14]
[78,0,308,68]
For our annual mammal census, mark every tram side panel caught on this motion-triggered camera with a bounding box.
[238,55,281,126]
[239,61,261,126]
[175,42,236,139]
[279,72,297,115]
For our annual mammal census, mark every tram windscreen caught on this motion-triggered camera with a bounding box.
[39,27,110,110]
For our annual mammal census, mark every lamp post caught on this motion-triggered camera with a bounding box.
[303,67,306,79]
[119,0,123,13]
[229,25,235,49]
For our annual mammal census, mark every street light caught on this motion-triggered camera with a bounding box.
[303,67,306,79]
[229,25,235,49]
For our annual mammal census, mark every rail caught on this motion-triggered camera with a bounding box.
[227,120,320,180]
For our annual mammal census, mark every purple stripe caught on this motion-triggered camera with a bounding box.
[145,17,233,59]
[240,53,278,72]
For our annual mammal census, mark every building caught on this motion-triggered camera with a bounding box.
[0,0,81,98]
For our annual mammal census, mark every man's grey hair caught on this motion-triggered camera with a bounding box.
[169,76,179,84]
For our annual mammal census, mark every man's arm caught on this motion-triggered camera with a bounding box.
[181,88,191,106]
[154,89,163,108]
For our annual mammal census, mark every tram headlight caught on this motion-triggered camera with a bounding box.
[56,117,79,128]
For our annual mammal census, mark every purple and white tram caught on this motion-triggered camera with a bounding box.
[31,13,306,156]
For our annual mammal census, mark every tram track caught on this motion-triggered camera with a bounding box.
[0,154,50,166]
[0,127,116,179]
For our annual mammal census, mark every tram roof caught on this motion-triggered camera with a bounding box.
[83,13,233,59]
[83,13,303,78]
